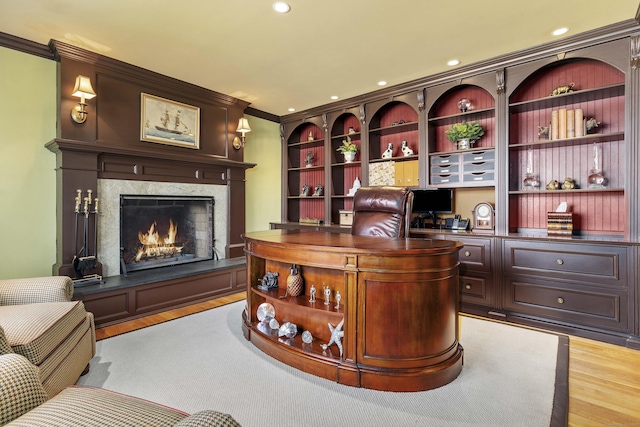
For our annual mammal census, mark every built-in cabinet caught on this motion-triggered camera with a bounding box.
[278,33,640,348]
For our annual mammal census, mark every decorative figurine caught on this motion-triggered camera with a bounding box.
[308,131,314,141]
[323,285,331,305]
[285,264,304,297]
[538,125,550,139]
[313,184,323,196]
[335,291,341,309]
[382,143,393,159]
[348,126,356,134]
[347,177,361,196]
[457,98,471,112]
[309,284,316,302]
[561,177,576,190]
[551,82,575,96]
[305,150,314,168]
[401,141,414,156]
[546,180,559,191]
[585,117,601,133]
[300,184,310,196]
[320,318,344,357]
[257,271,279,291]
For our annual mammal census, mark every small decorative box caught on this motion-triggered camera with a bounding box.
[339,210,353,226]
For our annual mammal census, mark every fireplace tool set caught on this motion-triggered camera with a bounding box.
[72,189,104,287]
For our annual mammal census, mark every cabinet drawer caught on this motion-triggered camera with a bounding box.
[447,236,491,272]
[462,150,495,162]
[431,164,459,174]
[505,277,629,332]
[504,240,627,286]
[430,154,460,165]
[431,174,460,185]
[463,161,494,173]
[460,275,486,298]
[463,171,494,183]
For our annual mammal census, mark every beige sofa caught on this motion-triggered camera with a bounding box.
[0,353,241,426]
[0,276,95,397]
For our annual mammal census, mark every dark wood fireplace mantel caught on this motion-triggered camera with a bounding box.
[47,40,255,325]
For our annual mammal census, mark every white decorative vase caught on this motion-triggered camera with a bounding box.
[343,152,356,163]
[457,138,473,150]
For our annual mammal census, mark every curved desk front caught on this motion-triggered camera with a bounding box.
[242,229,463,392]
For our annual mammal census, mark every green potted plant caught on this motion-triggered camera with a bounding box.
[336,136,359,163]
[445,121,485,150]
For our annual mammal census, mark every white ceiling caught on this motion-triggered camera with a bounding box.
[1,1,638,116]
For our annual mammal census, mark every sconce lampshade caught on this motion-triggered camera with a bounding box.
[237,117,252,134]
[71,75,97,100]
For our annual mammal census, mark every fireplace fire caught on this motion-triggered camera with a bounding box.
[120,195,214,273]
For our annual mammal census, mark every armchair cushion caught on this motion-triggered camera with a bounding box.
[0,325,13,354]
[0,354,49,425]
[174,410,242,427]
[0,301,87,365]
[0,276,73,305]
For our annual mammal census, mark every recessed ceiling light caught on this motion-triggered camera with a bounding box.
[273,2,291,13]
[447,59,460,66]
[378,81,387,86]
[288,107,296,112]
[330,95,339,100]
[552,27,569,36]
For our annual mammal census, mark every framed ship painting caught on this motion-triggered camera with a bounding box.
[141,93,200,149]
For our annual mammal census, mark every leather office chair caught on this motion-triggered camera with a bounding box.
[351,186,414,238]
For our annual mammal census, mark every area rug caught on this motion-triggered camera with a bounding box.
[78,301,568,427]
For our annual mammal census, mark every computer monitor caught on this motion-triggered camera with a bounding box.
[411,188,453,220]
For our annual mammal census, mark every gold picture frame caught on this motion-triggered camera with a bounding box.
[140,93,200,149]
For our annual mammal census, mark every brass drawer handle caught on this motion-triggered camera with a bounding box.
[465,284,472,290]
[556,259,564,265]
[464,251,471,257]
[557,297,564,304]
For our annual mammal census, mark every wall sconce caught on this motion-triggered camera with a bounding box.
[232,117,252,149]
[70,75,97,124]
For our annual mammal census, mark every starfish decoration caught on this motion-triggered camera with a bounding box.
[320,318,344,357]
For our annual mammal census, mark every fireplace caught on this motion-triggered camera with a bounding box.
[120,195,215,273]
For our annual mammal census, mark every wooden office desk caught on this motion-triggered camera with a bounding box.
[242,229,463,391]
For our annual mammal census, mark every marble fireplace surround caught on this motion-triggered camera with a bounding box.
[98,179,228,278]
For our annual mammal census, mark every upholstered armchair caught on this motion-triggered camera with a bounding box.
[351,186,414,238]
[0,353,241,426]
[0,276,95,397]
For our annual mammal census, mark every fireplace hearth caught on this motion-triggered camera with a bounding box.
[120,195,214,273]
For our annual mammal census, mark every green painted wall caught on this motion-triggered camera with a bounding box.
[0,47,57,279]
[244,116,282,233]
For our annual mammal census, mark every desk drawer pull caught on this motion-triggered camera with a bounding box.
[465,284,472,290]
[556,259,564,265]
[557,297,565,304]
[464,251,471,257]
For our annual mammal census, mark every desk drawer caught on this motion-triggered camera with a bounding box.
[504,240,627,286]
[460,275,486,298]
[505,277,629,332]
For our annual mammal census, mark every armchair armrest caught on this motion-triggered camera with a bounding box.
[0,353,49,425]
[174,410,242,427]
[0,276,73,305]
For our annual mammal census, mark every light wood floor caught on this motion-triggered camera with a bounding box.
[95,292,640,426]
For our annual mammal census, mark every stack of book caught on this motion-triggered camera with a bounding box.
[547,212,573,237]
[549,108,585,139]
